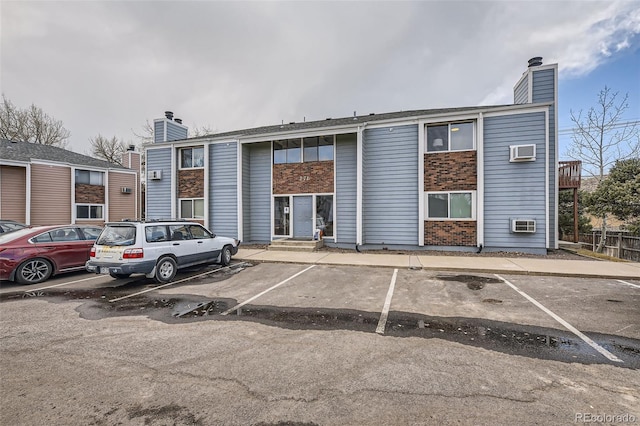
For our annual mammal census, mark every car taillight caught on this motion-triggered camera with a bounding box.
[90,247,96,257]
[123,248,144,259]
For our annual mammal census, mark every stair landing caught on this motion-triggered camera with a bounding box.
[268,238,324,252]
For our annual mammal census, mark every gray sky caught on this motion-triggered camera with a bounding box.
[2,1,639,155]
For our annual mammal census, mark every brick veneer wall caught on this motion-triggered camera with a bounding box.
[425,151,477,246]
[75,184,105,204]
[424,151,477,191]
[425,221,477,246]
[273,161,334,194]
[178,169,204,198]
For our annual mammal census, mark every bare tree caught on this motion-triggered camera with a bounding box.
[0,94,70,147]
[566,86,640,252]
[90,134,127,165]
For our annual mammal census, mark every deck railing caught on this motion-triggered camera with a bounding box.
[559,160,581,189]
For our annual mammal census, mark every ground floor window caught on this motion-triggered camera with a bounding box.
[76,204,104,220]
[316,195,333,237]
[426,191,475,219]
[180,198,204,219]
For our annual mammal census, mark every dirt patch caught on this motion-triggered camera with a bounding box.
[436,274,502,291]
[317,246,588,260]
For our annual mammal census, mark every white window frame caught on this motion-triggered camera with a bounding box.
[273,135,335,165]
[425,122,476,153]
[76,204,105,220]
[425,191,476,220]
[179,147,205,169]
[75,169,104,186]
[179,198,205,219]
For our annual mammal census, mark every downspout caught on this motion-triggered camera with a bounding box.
[356,123,367,247]
[25,164,31,225]
[476,112,484,251]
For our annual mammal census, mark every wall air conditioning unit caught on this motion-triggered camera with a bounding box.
[149,170,162,180]
[511,219,536,233]
[510,144,536,162]
[121,187,132,194]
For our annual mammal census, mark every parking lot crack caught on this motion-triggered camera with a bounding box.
[349,387,537,403]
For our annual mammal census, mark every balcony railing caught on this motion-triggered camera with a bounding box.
[559,160,581,189]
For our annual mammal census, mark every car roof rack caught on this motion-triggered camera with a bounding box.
[117,218,194,223]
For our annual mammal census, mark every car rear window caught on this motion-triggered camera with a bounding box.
[0,227,38,243]
[97,225,136,246]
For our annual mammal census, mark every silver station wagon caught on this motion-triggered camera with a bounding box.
[86,220,240,283]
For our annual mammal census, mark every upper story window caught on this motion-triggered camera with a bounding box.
[274,139,301,164]
[75,170,104,185]
[180,147,204,168]
[274,136,334,164]
[303,136,334,162]
[426,122,475,153]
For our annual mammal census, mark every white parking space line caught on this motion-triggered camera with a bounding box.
[109,264,244,303]
[496,274,623,363]
[220,265,316,316]
[376,269,398,335]
[617,279,640,289]
[26,275,105,292]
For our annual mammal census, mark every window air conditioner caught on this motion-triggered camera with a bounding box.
[510,144,536,162]
[121,187,132,194]
[149,170,162,180]
[511,219,536,233]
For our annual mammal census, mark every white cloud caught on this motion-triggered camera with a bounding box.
[1,1,638,153]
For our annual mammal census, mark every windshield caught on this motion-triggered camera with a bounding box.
[96,225,136,246]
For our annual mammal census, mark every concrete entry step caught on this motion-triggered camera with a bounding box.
[269,238,324,251]
[559,240,582,250]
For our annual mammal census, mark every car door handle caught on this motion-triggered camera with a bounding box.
[172,243,180,246]
[197,241,203,244]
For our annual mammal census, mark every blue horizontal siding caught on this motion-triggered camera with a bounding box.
[483,112,546,249]
[336,133,356,244]
[248,142,271,242]
[210,143,238,238]
[363,125,418,245]
[146,148,172,219]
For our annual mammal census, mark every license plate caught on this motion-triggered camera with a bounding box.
[99,267,110,274]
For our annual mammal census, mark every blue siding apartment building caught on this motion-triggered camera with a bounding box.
[145,58,558,254]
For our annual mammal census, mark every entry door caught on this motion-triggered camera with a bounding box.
[293,196,313,238]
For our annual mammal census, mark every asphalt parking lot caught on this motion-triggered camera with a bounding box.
[1,262,639,425]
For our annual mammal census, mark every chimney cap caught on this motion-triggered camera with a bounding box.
[164,111,174,120]
[528,57,543,67]
[127,145,135,151]
[174,118,182,124]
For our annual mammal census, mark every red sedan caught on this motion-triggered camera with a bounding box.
[0,225,103,285]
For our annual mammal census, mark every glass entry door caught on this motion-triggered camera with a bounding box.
[274,196,290,237]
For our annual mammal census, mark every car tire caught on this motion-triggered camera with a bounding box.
[16,258,53,284]
[220,245,232,266]
[154,257,177,283]
[109,272,131,279]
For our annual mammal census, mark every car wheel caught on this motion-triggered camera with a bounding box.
[16,258,53,284]
[109,272,131,279]
[154,257,177,283]
[220,245,232,266]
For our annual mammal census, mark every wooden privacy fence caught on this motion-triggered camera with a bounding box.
[572,232,640,262]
